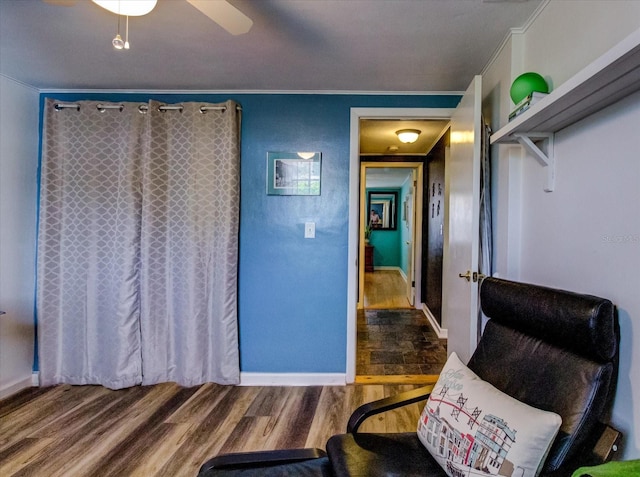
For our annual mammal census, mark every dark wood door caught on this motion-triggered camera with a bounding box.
[421,133,447,324]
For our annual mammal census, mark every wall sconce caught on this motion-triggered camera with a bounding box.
[396,129,421,144]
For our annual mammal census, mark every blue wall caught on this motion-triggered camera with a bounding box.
[38,92,460,374]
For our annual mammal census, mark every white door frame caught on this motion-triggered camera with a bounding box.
[405,169,417,306]
[347,107,456,383]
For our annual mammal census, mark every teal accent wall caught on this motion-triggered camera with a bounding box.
[367,187,402,268]
[37,92,460,374]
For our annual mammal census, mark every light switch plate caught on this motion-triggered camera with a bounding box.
[304,222,315,238]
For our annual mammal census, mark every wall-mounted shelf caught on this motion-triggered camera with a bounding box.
[491,28,640,192]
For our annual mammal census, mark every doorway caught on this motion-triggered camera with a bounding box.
[358,162,447,383]
[347,78,485,384]
[349,110,454,383]
[360,163,420,309]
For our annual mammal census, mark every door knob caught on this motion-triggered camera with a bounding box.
[458,271,487,283]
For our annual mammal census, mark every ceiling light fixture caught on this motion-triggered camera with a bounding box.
[396,129,421,144]
[92,0,157,16]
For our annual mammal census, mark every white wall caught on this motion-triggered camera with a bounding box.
[482,32,523,280]
[523,0,640,91]
[0,75,39,398]
[484,0,640,461]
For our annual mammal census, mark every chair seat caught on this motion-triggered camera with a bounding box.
[198,456,332,477]
[326,432,446,477]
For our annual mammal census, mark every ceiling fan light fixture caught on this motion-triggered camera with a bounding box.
[396,129,421,144]
[92,0,157,17]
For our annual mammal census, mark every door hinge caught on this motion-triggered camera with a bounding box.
[473,272,487,283]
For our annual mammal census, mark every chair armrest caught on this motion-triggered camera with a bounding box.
[346,384,434,433]
[198,448,326,473]
[563,423,623,476]
[588,423,622,465]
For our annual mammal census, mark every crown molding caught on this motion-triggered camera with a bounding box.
[481,0,550,77]
[38,88,464,96]
[0,73,40,93]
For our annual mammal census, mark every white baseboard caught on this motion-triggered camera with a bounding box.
[0,375,34,400]
[239,372,346,386]
[422,304,448,339]
[374,265,401,272]
[374,265,409,281]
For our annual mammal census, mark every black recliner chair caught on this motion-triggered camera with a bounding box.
[199,278,622,476]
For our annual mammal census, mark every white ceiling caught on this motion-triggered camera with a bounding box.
[360,118,449,155]
[361,117,447,186]
[0,0,542,92]
[365,166,414,188]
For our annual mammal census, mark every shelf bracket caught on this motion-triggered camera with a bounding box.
[513,133,555,192]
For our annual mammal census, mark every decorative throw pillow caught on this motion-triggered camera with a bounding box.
[417,352,562,477]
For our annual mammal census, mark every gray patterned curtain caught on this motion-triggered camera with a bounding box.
[140,101,240,385]
[37,99,240,389]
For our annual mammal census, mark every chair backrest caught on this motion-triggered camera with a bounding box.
[469,278,619,474]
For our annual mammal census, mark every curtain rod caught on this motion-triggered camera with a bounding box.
[53,103,242,113]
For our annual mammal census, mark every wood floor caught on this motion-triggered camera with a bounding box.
[363,270,411,309]
[0,382,427,477]
[0,270,440,476]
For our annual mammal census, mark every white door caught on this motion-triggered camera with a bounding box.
[405,173,416,306]
[442,75,482,363]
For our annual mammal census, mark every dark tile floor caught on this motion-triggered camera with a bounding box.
[356,309,448,376]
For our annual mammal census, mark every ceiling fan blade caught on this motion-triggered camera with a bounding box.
[186,0,253,36]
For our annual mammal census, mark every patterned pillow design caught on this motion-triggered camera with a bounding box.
[417,353,562,477]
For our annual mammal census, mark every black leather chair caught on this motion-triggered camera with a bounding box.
[199,278,622,477]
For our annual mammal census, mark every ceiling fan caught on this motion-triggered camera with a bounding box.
[43,0,253,36]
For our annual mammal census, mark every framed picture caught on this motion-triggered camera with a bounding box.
[367,190,398,230]
[267,152,321,195]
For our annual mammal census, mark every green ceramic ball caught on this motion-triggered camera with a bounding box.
[510,72,549,104]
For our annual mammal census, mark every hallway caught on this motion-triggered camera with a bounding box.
[357,270,447,382]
